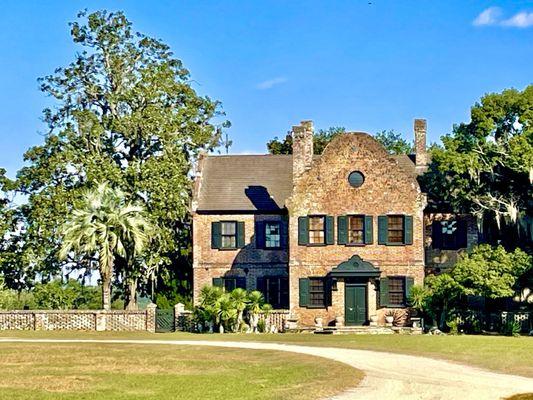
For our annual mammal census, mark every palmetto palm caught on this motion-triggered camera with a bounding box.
[59,182,152,310]
[230,288,249,331]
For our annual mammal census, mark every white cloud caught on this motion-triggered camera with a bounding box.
[256,77,287,90]
[501,11,533,28]
[473,7,502,26]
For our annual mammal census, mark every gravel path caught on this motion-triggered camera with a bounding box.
[1,338,531,399]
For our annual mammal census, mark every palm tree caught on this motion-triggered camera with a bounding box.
[246,290,265,333]
[59,182,152,310]
[230,288,248,332]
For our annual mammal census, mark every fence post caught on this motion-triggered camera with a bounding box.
[146,303,157,333]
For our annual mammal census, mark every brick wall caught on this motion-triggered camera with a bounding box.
[0,308,156,332]
[192,213,289,304]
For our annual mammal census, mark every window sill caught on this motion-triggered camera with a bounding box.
[345,243,366,247]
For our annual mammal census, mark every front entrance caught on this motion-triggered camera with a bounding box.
[345,284,367,326]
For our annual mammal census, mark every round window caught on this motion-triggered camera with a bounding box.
[348,171,365,188]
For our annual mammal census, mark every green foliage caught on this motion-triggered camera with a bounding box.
[60,182,152,310]
[0,10,226,303]
[257,318,266,333]
[374,130,414,155]
[267,127,413,155]
[500,320,521,337]
[196,285,272,333]
[421,86,533,229]
[421,245,531,330]
[450,244,531,299]
[33,280,101,310]
[267,127,346,154]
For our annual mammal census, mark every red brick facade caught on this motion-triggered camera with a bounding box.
[192,120,475,328]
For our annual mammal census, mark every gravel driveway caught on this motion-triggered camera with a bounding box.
[1,338,531,399]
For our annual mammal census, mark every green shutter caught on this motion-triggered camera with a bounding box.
[325,216,335,245]
[280,218,288,248]
[378,216,388,244]
[255,221,265,249]
[337,216,348,245]
[404,215,413,245]
[456,220,468,248]
[379,277,389,307]
[364,215,373,244]
[298,216,309,245]
[237,221,245,248]
[212,278,223,288]
[299,278,310,307]
[405,277,414,305]
[211,222,221,249]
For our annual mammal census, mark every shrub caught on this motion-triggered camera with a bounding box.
[196,285,272,333]
[257,318,266,333]
[501,320,521,337]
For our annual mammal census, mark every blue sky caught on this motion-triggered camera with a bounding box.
[1,1,532,178]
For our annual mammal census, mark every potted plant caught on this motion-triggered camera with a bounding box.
[385,310,395,325]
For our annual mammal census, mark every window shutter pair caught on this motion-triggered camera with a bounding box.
[377,215,413,245]
[298,216,334,245]
[211,221,245,249]
[337,215,373,245]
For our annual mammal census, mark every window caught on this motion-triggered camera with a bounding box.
[387,216,404,244]
[265,222,281,248]
[309,216,325,245]
[221,221,237,248]
[388,277,405,306]
[348,215,365,244]
[348,171,365,188]
[259,277,289,309]
[432,220,468,250]
[309,278,325,307]
[213,277,246,291]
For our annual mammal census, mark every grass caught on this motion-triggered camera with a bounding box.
[0,341,361,400]
[3,330,532,378]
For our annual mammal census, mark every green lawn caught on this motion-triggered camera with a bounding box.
[3,330,532,378]
[0,341,361,400]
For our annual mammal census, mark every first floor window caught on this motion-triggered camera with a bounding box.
[309,216,325,245]
[309,277,325,307]
[221,221,237,248]
[348,215,365,244]
[388,277,405,306]
[387,215,404,244]
[265,222,281,248]
[260,277,289,309]
[213,277,246,292]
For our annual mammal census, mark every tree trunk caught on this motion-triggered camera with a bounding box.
[125,277,138,310]
[102,273,112,311]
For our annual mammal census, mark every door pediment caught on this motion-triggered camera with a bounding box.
[329,255,381,278]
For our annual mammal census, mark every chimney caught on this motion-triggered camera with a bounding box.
[292,120,314,180]
[414,118,428,172]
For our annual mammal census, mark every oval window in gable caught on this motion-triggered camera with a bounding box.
[348,171,365,188]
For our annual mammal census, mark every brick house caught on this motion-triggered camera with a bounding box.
[192,119,477,327]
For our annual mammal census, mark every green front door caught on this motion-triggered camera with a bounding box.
[345,284,367,326]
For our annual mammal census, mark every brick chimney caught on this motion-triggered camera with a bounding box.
[414,118,428,172]
[292,120,314,180]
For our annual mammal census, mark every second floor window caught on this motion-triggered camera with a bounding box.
[387,215,404,244]
[265,222,281,248]
[221,221,237,248]
[348,215,365,244]
[309,216,325,245]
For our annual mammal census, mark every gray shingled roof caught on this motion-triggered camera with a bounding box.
[196,155,294,212]
[196,153,417,212]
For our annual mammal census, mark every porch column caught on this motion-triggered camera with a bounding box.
[367,280,377,320]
